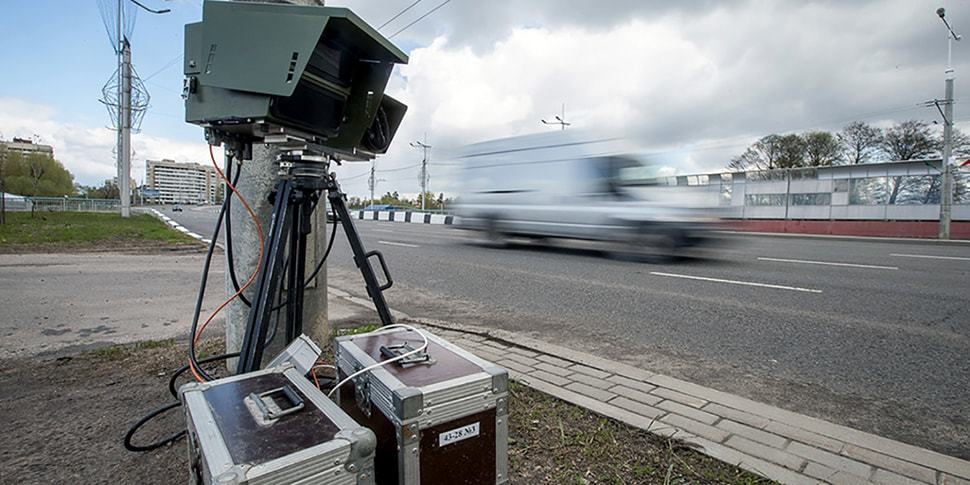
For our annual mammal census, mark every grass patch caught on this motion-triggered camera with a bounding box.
[0,211,194,251]
[335,323,381,336]
[508,380,774,484]
[86,338,179,361]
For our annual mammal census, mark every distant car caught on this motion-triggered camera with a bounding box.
[172,205,184,212]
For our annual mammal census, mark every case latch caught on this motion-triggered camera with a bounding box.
[354,370,372,418]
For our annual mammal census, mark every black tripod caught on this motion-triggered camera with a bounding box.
[235,153,394,374]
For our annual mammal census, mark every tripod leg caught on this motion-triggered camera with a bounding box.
[327,189,395,326]
[236,179,294,374]
[286,190,311,341]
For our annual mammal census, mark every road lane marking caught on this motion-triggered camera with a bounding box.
[379,240,420,248]
[757,257,898,270]
[890,253,970,261]
[649,272,822,293]
[372,229,396,233]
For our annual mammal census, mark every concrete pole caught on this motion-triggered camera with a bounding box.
[120,40,132,218]
[115,0,125,216]
[369,161,376,206]
[938,16,958,240]
[420,156,427,211]
[225,0,328,369]
[940,76,954,239]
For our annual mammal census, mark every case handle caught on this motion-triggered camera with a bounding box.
[249,385,305,421]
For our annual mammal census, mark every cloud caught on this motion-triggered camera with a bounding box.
[332,0,970,199]
[0,97,211,186]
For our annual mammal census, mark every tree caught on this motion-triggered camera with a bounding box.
[774,134,807,168]
[940,127,970,160]
[1,152,74,197]
[837,121,883,164]
[881,120,937,161]
[727,134,784,171]
[802,131,840,167]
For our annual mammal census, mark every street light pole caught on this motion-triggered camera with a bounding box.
[541,102,571,130]
[937,7,961,240]
[410,135,432,211]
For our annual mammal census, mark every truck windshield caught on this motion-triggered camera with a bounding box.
[610,157,662,185]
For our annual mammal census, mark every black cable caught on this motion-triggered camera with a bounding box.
[224,160,252,307]
[123,402,184,452]
[187,155,239,381]
[125,352,240,453]
[167,352,241,399]
[304,206,338,286]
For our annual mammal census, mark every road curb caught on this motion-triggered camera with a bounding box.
[148,208,223,250]
[328,287,970,485]
[717,230,970,245]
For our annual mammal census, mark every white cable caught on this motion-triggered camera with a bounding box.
[327,324,428,398]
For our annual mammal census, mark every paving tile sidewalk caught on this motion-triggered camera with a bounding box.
[421,322,970,485]
[329,287,969,484]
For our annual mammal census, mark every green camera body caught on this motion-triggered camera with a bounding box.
[184,0,408,160]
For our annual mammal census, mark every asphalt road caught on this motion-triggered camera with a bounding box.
[164,205,970,458]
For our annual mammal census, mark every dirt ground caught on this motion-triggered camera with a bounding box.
[0,339,769,485]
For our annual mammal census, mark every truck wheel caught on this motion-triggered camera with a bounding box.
[482,218,507,248]
[613,224,678,263]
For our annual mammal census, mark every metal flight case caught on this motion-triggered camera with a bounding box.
[335,328,509,485]
[179,363,377,485]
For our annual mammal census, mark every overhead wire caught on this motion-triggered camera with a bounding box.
[142,53,184,82]
[378,0,424,30]
[388,0,452,39]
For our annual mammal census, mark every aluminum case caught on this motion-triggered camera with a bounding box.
[180,363,376,485]
[335,328,509,485]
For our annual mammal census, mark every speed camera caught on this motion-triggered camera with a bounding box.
[183,0,408,160]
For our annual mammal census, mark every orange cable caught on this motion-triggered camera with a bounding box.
[188,145,266,382]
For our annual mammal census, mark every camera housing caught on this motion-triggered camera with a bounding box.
[183,0,408,160]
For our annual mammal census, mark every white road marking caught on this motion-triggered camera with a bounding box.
[378,240,420,248]
[757,257,898,270]
[890,253,970,261]
[372,229,395,233]
[650,271,822,293]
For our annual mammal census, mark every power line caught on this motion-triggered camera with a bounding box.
[378,0,424,30]
[142,53,184,82]
[339,170,371,181]
[377,163,422,173]
[388,0,452,39]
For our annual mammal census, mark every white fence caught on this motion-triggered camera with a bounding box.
[657,160,970,221]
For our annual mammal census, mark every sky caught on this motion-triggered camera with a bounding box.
[1,0,968,199]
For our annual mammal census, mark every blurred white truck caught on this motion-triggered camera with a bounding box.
[452,131,718,256]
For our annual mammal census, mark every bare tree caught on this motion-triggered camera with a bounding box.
[942,127,970,160]
[27,153,46,217]
[803,131,841,167]
[881,120,938,161]
[728,134,784,171]
[837,122,883,164]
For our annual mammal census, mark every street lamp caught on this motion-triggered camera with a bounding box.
[936,7,961,240]
[541,103,571,130]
